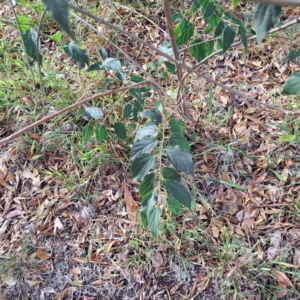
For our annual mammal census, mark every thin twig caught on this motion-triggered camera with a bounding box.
[0,83,144,146]
[69,4,295,115]
[8,0,36,90]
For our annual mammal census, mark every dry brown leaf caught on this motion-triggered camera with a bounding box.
[276,282,288,298]
[73,257,87,263]
[272,269,293,287]
[152,251,163,268]
[71,268,81,275]
[123,183,139,223]
[221,172,232,183]
[71,280,82,286]
[36,249,51,260]
[54,217,64,234]
[21,169,40,187]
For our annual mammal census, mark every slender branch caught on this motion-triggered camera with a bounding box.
[8,0,36,90]
[69,4,295,115]
[252,0,300,6]
[0,83,144,146]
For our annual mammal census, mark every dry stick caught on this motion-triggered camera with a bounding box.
[69,11,171,115]
[8,0,36,90]
[0,82,144,146]
[69,4,294,115]
[163,0,188,118]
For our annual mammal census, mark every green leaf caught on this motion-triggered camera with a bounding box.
[165,146,194,175]
[166,197,182,215]
[214,21,225,38]
[130,75,145,82]
[278,135,296,142]
[41,0,76,41]
[98,47,108,60]
[216,39,223,50]
[95,125,107,143]
[222,26,236,53]
[129,87,143,103]
[102,58,122,71]
[82,124,92,144]
[135,124,157,141]
[159,41,174,56]
[51,31,62,42]
[17,15,32,32]
[162,167,181,182]
[175,18,194,46]
[233,0,241,8]
[82,107,103,120]
[154,101,164,114]
[100,78,111,92]
[64,42,89,70]
[206,41,214,56]
[141,110,162,125]
[140,190,158,227]
[130,136,157,161]
[164,61,176,75]
[190,0,204,14]
[238,25,248,54]
[23,30,42,65]
[123,104,133,119]
[224,11,245,28]
[204,26,213,35]
[202,2,217,20]
[282,73,300,95]
[114,122,127,141]
[169,119,183,135]
[190,38,207,61]
[166,180,191,209]
[285,49,300,61]
[207,14,222,27]
[139,173,156,197]
[172,12,183,22]
[131,154,156,181]
[87,62,102,71]
[169,133,190,151]
[148,207,162,238]
[254,3,281,44]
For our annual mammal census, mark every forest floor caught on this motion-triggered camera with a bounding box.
[1,0,300,299]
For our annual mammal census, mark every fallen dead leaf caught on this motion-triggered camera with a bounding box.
[123,183,139,223]
[36,248,51,260]
[272,269,293,287]
[152,251,163,268]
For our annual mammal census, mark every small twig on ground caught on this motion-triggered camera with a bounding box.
[69,3,295,116]
[8,0,36,90]
[0,82,145,146]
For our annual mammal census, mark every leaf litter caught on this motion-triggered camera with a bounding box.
[1,1,300,299]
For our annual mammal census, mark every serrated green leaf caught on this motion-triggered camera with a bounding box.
[140,86,151,93]
[222,26,236,53]
[130,136,157,161]
[64,42,89,70]
[87,62,102,72]
[23,30,42,65]
[100,78,111,92]
[141,110,162,125]
[278,134,296,142]
[166,180,191,209]
[82,124,92,144]
[254,3,281,44]
[41,0,76,41]
[238,25,248,53]
[102,58,122,71]
[148,207,162,238]
[98,47,108,60]
[131,154,156,181]
[206,41,214,56]
[114,122,127,141]
[116,71,126,84]
[202,2,216,20]
[224,11,244,28]
[175,18,194,46]
[204,26,213,35]
[140,190,158,227]
[166,197,182,215]
[190,38,207,61]
[164,61,176,75]
[216,39,223,50]
[162,167,181,182]
[282,73,300,95]
[51,31,62,42]
[95,125,107,143]
[139,173,156,197]
[169,119,183,135]
[123,104,133,119]
[159,41,174,56]
[214,21,225,37]
[130,75,145,82]
[169,133,190,151]
[285,49,300,61]
[135,124,157,142]
[129,87,143,103]
[190,0,204,14]
[154,101,163,114]
[83,107,103,120]
[172,12,183,22]
[165,146,194,175]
